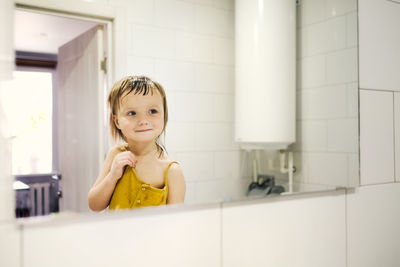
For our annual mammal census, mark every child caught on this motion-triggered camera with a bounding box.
[88,75,186,211]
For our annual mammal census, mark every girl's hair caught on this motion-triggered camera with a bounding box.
[107,75,168,156]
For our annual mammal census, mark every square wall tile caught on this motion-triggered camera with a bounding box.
[123,0,154,25]
[326,47,358,84]
[326,0,357,18]
[176,32,214,63]
[195,122,236,151]
[175,92,215,122]
[213,37,234,66]
[131,25,175,59]
[214,151,241,179]
[223,191,346,267]
[360,90,394,185]
[327,118,358,153]
[299,0,326,27]
[213,94,233,122]
[298,55,326,89]
[154,59,195,92]
[195,180,223,203]
[126,56,155,77]
[195,6,234,37]
[347,183,400,267]
[308,152,348,186]
[175,151,214,181]
[195,64,234,93]
[298,120,328,152]
[300,85,347,120]
[165,122,196,152]
[155,0,195,31]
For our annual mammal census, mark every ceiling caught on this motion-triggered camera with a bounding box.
[15,10,98,54]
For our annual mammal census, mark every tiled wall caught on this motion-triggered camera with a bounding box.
[358,0,400,186]
[293,0,359,187]
[107,0,248,204]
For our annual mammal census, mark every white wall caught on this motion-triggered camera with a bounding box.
[1,0,400,267]
[293,0,359,187]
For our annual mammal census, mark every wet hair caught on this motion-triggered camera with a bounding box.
[107,75,168,157]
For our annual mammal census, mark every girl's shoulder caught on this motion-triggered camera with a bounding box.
[106,144,128,159]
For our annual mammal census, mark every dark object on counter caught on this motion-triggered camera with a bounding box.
[247,175,285,196]
[14,173,62,218]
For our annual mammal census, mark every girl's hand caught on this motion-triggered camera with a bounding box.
[108,151,137,182]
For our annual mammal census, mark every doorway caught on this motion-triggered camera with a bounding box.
[8,7,112,216]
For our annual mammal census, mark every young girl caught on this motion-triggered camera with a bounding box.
[88,75,186,211]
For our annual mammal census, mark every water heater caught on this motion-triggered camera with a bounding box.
[235,0,296,150]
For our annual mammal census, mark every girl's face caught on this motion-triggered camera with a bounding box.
[114,90,164,144]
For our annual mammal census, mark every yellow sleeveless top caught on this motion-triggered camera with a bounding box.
[108,160,178,210]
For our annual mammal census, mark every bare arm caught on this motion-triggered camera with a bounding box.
[88,146,136,211]
[166,164,186,204]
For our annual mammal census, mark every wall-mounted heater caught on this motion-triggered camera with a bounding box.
[235,0,296,150]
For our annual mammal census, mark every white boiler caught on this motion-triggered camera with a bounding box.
[235,0,296,150]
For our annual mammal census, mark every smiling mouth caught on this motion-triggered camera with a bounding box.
[135,129,152,132]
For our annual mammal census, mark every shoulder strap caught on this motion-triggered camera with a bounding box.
[164,161,179,186]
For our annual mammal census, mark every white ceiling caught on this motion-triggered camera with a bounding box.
[15,10,98,54]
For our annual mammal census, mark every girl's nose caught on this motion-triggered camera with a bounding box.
[138,116,149,126]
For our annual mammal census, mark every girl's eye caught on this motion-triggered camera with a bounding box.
[149,109,158,114]
[128,111,136,116]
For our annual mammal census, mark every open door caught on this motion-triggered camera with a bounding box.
[57,25,105,212]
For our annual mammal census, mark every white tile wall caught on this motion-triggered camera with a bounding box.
[298,120,328,152]
[154,59,196,92]
[325,0,357,18]
[327,118,358,153]
[23,207,221,267]
[326,47,358,84]
[222,191,346,267]
[0,223,20,267]
[296,0,359,187]
[298,55,326,88]
[300,85,347,119]
[175,151,214,182]
[346,12,358,47]
[299,0,326,27]
[359,0,400,91]
[347,82,358,117]
[195,122,236,151]
[360,90,395,185]
[347,183,400,267]
[395,93,400,182]
[195,64,233,94]
[308,152,348,186]
[154,0,195,31]
[130,25,176,58]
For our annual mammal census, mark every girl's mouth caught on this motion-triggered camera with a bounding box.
[135,129,152,132]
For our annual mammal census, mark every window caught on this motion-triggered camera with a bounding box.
[1,70,53,174]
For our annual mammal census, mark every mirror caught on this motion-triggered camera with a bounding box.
[3,0,358,218]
